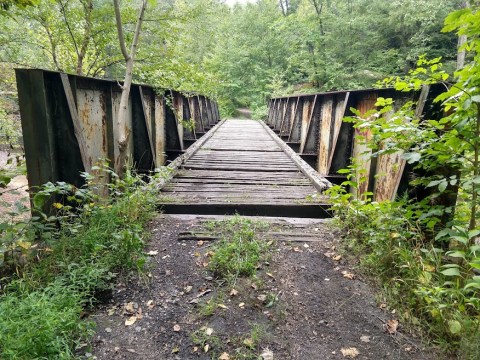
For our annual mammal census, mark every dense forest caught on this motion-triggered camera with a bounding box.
[1,1,480,359]
[0,0,463,121]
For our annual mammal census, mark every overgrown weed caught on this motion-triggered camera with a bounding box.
[0,164,159,359]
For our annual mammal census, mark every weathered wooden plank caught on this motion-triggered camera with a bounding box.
[160,119,331,217]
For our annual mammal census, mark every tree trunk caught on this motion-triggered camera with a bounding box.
[113,0,147,176]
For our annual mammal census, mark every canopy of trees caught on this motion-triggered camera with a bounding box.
[0,0,463,115]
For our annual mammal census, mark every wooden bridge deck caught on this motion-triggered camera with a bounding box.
[159,119,331,217]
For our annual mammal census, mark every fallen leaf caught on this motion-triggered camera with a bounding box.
[217,304,228,310]
[342,271,355,279]
[260,348,274,360]
[360,335,370,343]
[379,303,387,309]
[230,289,239,296]
[126,349,136,353]
[333,255,342,261]
[386,319,399,334]
[107,307,116,316]
[202,261,209,267]
[124,302,136,314]
[293,247,302,252]
[266,272,275,279]
[219,352,230,360]
[147,300,155,309]
[171,347,179,354]
[185,286,193,293]
[257,294,267,302]
[204,344,209,353]
[251,283,258,290]
[173,324,181,332]
[125,316,137,326]
[147,250,158,256]
[303,243,309,248]
[341,347,359,358]
[205,327,214,336]
[239,302,245,308]
[114,347,120,352]
[194,252,201,257]
[197,240,204,246]
[105,327,112,333]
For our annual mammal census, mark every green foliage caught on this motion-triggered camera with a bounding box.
[0,166,158,358]
[328,5,480,356]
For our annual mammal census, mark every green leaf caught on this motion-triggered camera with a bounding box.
[468,230,480,239]
[401,152,421,164]
[440,268,461,277]
[471,95,480,103]
[32,193,48,209]
[438,181,447,193]
[446,250,465,259]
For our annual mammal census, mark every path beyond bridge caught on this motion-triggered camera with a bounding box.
[159,119,331,218]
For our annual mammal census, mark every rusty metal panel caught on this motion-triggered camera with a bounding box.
[351,93,377,197]
[154,94,165,166]
[274,99,286,131]
[189,96,203,134]
[76,88,109,169]
[317,96,334,174]
[301,95,319,154]
[299,97,312,152]
[288,97,302,142]
[327,93,350,173]
[374,145,404,201]
[267,99,274,124]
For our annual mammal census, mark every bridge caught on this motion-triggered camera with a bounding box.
[15,69,442,217]
[159,119,330,217]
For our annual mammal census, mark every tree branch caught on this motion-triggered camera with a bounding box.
[57,0,79,57]
[113,0,130,61]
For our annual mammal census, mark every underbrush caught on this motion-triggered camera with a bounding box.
[0,166,158,359]
[327,186,480,359]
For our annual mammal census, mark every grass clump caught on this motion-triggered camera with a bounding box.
[206,216,269,282]
[0,166,159,359]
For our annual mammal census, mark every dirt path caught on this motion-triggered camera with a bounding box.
[90,215,437,360]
